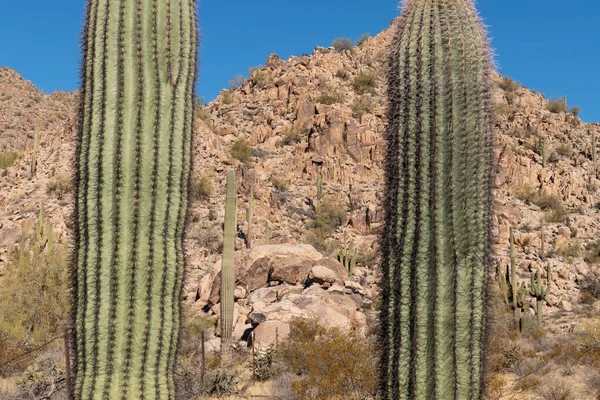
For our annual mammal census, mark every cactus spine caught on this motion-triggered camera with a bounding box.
[31,123,40,178]
[378,1,494,398]
[71,0,198,398]
[529,264,551,324]
[221,171,237,348]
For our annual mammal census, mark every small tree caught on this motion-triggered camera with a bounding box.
[332,37,354,52]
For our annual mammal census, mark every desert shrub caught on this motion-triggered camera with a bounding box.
[587,181,598,194]
[515,183,537,203]
[585,370,600,399]
[270,175,289,192]
[220,90,233,104]
[499,76,520,92]
[335,69,350,80]
[584,241,600,264]
[0,151,18,169]
[580,270,600,303]
[355,246,379,269]
[280,126,303,146]
[197,106,213,127]
[249,66,269,88]
[308,198,347,236]
[277,319,377,400]
[315,86,345,105]
[578,320,600,368]
[14,353,66,399]
[332,37,354,52]
[555,143,573,158]
[230,138,252,163]
[547,98,566,113]
[189,223,222,254]
[190,173,213,201]
[568,105,581,117]
[537,380,572,400]
[351,96,375,119]
[556,241,581,261]
[46,174,72,200]
[0,209,68,370]
[351,70,379,95]
[228,74,245,89]
[533,192,567,223]
[356,33,371,46]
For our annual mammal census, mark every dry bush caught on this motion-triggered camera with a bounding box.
[332,38,354,53]
[277,319,377,400]
[308,198,347,237]
[351,96,375,119]
[46,175,72,200]
[231,138,252,164]
[0,152,18,169]
[499,77,520,92]
[315,86,345,105]
[537,379,572,400]
[350,71,379,95]
[547,98,566,114]
[190,173,213,201]
[555,143,574,158]
[0,213,68,372]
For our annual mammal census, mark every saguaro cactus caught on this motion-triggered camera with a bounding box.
[378,0,494,398]
[71,1,198,399]
[539,137,547,168]
[31,123,40,178]
[221,171,237,347]
[245,176,254,249]
[529,265,551,324]
[498,231,527,332]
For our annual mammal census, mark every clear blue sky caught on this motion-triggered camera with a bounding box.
[0,1,598,122]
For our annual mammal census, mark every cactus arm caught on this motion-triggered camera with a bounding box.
[246,177,254,249]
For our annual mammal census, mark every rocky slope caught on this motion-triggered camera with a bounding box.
[1,21,599,398]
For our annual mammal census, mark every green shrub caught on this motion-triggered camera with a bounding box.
[356,33,371,46]
[335,69,350,80]
[315,87,345,105]
[547,97,567,113]
[568,106,581,117]
[46,175,72,200]
[499,76,520,92]
[190,173,213,201]
[556,143,574,158]
[228,74,245,89]
[230,138,252,163]
[249,66,269,88]
[534,192,567,223]
[197,107,213,127]
[0,207,68,361]
[220,90,233,104]
[270,175,289,192]
[332,37,354,52]
[556,241,581,260]
[351,71,378,95]
[0,151,18,169]
[308,198,347,236]
[351,96,374,118]
[277,319,377,400]
[280,126,302,146]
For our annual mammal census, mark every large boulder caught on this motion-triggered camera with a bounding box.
[252,321,291,351]
[247,300,311,326]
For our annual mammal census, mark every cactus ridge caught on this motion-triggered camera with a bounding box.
[71,0,197,398]
[379,1,494,399]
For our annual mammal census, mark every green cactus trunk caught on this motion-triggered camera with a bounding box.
[221,171,237,346]
[31,123,40,178]
[540,137,547,168]
[246,177,254,249]
[378,1,494,399]
[70,1,197,399]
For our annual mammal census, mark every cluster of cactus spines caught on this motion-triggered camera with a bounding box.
[529,264,551,323]
[70,0,198,398]
[31,123,40,178]
[246,176,254,249]
[337,230,357,274]
[221,171,237,347]
[264,221,271,244]
[539,137,547,168]
[378,0,494,398]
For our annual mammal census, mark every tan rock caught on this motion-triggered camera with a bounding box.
[252,321,290,351]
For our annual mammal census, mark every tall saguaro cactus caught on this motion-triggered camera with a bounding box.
[71,0,198,399]
[378,0,494,399]
[221,171,237,346]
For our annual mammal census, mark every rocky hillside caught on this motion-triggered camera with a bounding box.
[1,21,600,398]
